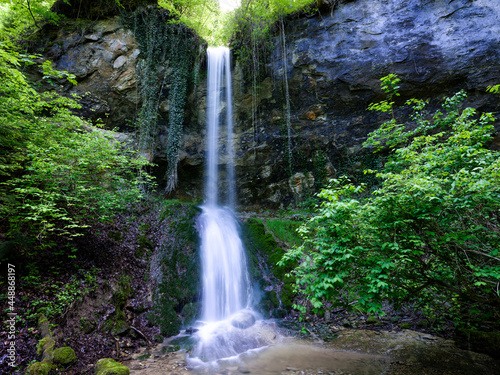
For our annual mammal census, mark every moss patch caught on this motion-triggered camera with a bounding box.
[243,218,288,278]
[95,358,130,375]
[113,274,132,309]
[106,274,132,336]
[25,358,52,375]
[148,201,201,337]
[53,346,77,366]
[36,336,55,358]
[455,328,500,359]
[242,218,297,312]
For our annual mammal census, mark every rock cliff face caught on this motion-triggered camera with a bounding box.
[34,0,500,207]
[30,18,141,127]
[232,0,500,207]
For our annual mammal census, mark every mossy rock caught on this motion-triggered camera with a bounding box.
[95,358,130,375]
[242,218,289,279]
[181,302,200,325]
[151,202,200,338]
[113,275,131,308]
[36,336,55,358]
[26,359,52,375]
[53,346,77,366]
[111,320,130,336]
[37,315,51,338]
[455,328,500,359]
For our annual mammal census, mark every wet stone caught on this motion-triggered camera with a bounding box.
[231,311,256,329]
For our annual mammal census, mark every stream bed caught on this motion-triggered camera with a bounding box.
[124,324,499,375]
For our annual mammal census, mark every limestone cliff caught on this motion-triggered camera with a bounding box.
[32,0,500,207]
[232,0,500,207]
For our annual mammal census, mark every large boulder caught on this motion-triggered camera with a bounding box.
[231,310,257,329]
[53,347,77,366]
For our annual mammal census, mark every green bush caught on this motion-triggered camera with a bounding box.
[281,76,500,328]
[0,44,153,248]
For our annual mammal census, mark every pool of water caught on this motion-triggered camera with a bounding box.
[189,342,388,375]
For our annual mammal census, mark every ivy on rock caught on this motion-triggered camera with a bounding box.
[123,6,202,193]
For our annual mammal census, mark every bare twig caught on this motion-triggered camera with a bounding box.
[25,0,40,29]
[130,325,152,346]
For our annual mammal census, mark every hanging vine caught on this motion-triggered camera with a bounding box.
[123,6,202,192]
[280,16,293,176]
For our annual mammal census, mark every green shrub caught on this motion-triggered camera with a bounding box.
[0,44,154,249]
[281,77,500,328]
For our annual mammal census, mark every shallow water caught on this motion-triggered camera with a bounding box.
[189,342,388,375]
[238,344,388,375]
[186,315,388,375]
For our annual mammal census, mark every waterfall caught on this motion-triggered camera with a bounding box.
[198,46,250,322]
[189,46,267,366]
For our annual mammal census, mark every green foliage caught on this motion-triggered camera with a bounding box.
[158,0,222,45]
[0,0,61,35]
[23,268,99,322]
[368,73,400,118]
[158,0,314,46]
[266,218,302,248]
[123,7,200,192]
[229,0,274,82]
[49,0,149,20]
[281,78,500,328]
[487,84,500,94]
[0,44,153,244]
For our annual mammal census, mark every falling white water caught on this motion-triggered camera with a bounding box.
[190,47,281,369]
[198,205,248,321]
[182,46,392,375]
[199,47,249,324]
